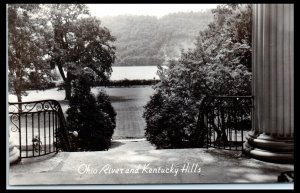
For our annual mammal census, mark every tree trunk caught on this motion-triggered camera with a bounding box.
[64,80,72,100]
[16,92,22,113]
[55,64,70,100]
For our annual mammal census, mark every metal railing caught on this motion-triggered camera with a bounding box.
[8,100,72,159]
[196,96,253,151]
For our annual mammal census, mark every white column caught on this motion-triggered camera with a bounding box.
[243,4,294,163]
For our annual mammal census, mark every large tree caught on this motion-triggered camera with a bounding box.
[8,4,53,103]
[144,4,252,148]
[44,4,116,100]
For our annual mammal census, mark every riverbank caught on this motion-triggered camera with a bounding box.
[8,86,155,140]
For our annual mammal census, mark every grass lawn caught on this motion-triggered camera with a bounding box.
[8,86,155,143]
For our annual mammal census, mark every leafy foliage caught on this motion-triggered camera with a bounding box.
[38,4,116,100]
[144,90,197,149]
[66,75,116,151]
[144,4,252,148]
[96,91,117,126]
[8,4,53,102]
[8,4,117,101]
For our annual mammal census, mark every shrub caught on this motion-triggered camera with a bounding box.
[143,90,198,149]
[66,76,116,151]
[96,91,117,126]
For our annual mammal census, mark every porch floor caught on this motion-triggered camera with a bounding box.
[9,139,294,186]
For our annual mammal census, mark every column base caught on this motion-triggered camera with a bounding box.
[243,132,294,164]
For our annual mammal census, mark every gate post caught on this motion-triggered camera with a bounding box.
[9,135,20,164]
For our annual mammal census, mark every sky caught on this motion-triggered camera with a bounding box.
[86,4,219,18]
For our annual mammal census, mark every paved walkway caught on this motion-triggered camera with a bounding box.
[9,139,293,185]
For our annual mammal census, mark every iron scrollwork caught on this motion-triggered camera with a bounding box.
[8,100,61,114]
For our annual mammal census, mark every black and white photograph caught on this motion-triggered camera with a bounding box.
[7,3,294,189]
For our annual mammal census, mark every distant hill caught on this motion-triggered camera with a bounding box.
[99,11,214,66]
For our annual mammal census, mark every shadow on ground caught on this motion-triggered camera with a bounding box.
[109,141,125,149]
[9,140,294,185]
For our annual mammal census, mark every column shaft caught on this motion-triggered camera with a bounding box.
[243,4,294,163]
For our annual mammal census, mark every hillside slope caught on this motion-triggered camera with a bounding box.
[99,11,214,66]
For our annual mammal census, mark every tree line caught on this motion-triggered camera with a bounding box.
[100,11,213,66]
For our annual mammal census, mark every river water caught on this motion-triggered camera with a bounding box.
[110,66,159,80]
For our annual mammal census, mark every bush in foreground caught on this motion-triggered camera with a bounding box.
[143,90,198,149]
[66,76,116,151]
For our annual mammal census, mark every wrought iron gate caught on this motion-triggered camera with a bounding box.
[8,100,71,158]
[197,96,253,151]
